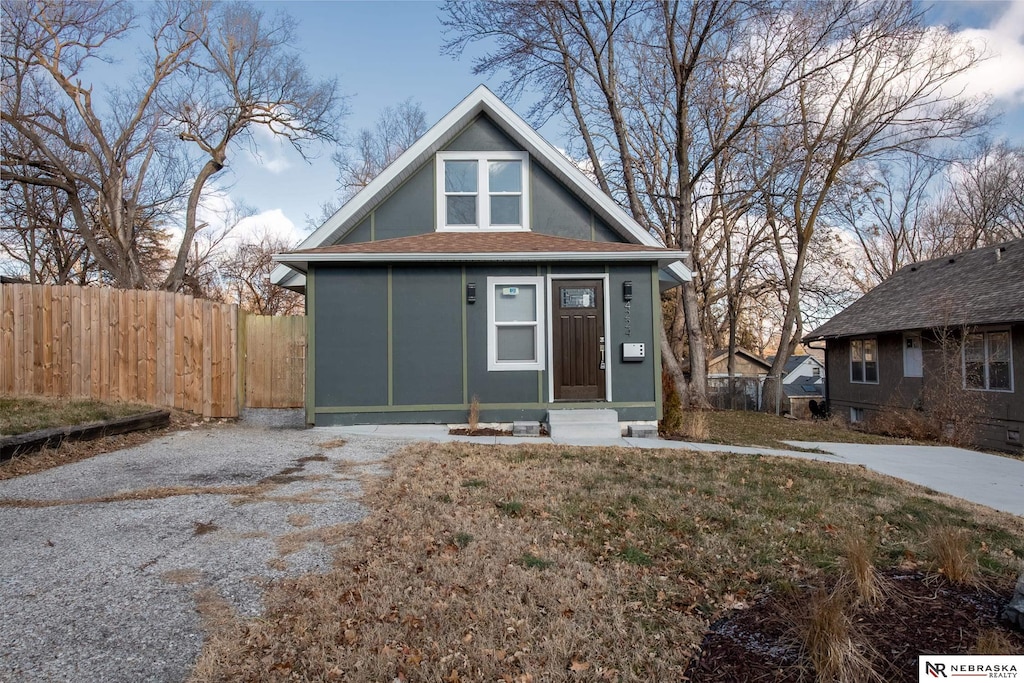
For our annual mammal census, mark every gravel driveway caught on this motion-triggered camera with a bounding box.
[0,425,406,683]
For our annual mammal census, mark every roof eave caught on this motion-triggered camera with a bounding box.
[273,251,687,274]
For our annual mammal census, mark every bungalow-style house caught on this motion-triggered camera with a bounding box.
[804,240,1024,452]
[703,348,771,410]
[271,86,691,431]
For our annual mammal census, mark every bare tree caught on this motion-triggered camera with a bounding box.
[2,0,343,292]
[757,1,986,407]
[218,230,304,315]
[933,141,1024,249]
[832,152,947,291]
[166,1,343,291]
[334,98,427,200]
[1,0,198,289]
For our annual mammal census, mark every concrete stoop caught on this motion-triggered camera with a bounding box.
[545,409,622,439]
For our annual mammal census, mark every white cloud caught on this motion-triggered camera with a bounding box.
[231,209,306,248]
[950,0,1024,103]
[241,125,294,175]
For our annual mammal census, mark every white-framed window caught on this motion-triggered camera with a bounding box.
[903,332,923,378]
[963,329,1013,392]
[850,407,865,424]
[812,366,821,378]
[436,151,529,232]
[487,276,545,371]
[850,338,878,384]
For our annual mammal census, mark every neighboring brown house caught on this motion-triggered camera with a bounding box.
[702,348,771,411]
[804,239,1024,452]
[706,347,772,378]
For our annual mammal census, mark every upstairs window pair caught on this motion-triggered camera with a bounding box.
[438,152,528,231]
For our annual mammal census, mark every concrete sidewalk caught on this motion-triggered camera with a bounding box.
[324,425,1024,517]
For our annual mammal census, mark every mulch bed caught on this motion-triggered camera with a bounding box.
[686,571,1024,682]
[448,427,513,436]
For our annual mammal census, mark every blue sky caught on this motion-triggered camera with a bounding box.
[209,0,1024,245]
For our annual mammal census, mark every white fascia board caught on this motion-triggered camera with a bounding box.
[273,250,686,273]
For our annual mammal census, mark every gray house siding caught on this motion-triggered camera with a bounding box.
[825,325,1024,451]
[313,267,389,408]
[332,114,628,247]
[308,262,660,426]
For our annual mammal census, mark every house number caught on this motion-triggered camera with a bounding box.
[624,299,632,336]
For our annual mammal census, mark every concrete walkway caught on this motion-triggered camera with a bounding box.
[326,425,1024,517]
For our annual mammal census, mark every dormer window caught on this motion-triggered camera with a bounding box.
[436,151,529,231]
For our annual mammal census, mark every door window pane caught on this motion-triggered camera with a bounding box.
[561,287,595,308]
[445,161,477,192]
[496,326,536,361]
[490,196,521,225]
[488,160,521,192]
[494,284,537,322]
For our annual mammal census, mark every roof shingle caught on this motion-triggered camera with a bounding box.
[288,232,675,256]
[805,239,1024,340]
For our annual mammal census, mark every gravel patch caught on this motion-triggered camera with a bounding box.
[0,425,407,683]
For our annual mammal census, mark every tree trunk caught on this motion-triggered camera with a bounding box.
[164,156,223,292]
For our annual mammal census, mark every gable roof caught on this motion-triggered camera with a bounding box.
[275,232,684,271]
[767,354,824,375]
[706,347,772,371]
[805,239,1024,341]
[271,85,691,288]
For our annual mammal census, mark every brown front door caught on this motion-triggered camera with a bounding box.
[552,279,605,400]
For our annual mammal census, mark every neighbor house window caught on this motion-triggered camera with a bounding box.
[850,338,878,383]
[964,330,1012,391]
[850,407,865,424]
[437,151,529,231]
[487,276,545,371]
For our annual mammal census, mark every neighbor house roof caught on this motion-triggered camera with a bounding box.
[275,232,685,272]
[271,85,691,289]
[783,375,824,398]
[805,239,1024,341]
[767,354,824,375]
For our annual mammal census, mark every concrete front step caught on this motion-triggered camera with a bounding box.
[546,409,622,439]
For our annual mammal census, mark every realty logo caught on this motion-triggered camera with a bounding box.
[919,655,1024,682]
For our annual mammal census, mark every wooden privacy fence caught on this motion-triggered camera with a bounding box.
[0,283,305,418]
[241,312,305,408]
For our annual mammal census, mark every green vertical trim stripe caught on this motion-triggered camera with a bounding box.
[652,264,663,420]
[590,211,595,241]
[387,266,393,406]
[370,211,376,241]
[461,267,468,404]
[305,268,316,425]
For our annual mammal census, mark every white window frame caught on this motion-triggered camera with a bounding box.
[487,276,545,372]
[436,151,530,232]
[962,328,1014,393]
[903,332,923,378]
[850,337,879,384]
[850,407,865,424]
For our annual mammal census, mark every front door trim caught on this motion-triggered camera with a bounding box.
[546,273,611,403]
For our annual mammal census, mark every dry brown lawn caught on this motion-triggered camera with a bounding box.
[190,442,1024,682]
